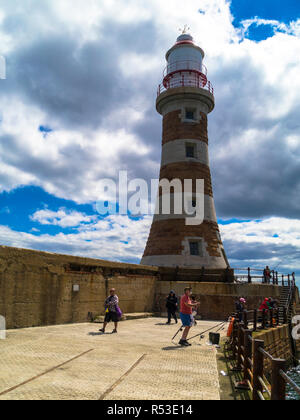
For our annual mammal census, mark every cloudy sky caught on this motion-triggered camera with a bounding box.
[0,0,299,283]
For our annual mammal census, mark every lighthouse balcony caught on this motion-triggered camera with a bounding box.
[158,61,214,97]
[157,73,214,97]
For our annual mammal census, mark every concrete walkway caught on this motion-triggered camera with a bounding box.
[0,318,224,400]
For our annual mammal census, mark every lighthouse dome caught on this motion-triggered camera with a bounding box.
[176,33,194,43]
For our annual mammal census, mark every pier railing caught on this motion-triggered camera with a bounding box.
[229,319,300,400]
[234,267,296,287]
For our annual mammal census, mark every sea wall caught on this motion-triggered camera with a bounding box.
[0,245,294,329]
[0,246,157,329]
[155,281,282,320]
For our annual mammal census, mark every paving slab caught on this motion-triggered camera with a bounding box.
[0,318,225,400]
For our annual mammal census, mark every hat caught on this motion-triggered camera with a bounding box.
[240,298,246,304]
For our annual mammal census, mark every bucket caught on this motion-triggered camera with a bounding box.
[209,332,220,345]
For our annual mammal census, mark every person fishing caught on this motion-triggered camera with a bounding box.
[179,287,200,347]
[166,290,178,325]
[99,288,121,334]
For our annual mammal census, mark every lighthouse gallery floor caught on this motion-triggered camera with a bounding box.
[0,318,224,400]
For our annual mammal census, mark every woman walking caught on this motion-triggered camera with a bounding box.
[99,288,121,334]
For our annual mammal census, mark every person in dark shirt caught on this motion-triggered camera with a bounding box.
[166,291,178,325]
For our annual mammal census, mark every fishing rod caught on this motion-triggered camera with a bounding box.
[186,320,227,342]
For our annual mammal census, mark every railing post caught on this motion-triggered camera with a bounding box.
[276,308,280,326]
[243,311,248,329]
[243,329,252,384]
[276,271,278,285]
[232,318,238,360]
[271,358,286,400]
[270,308,274,328]
[237,322,244,371]
[288,274,291,287]
[272,270,275,285]
[282,275,284,287]
[262,309,266,330]
[253,339,264,401]
[248,267,252,284]
[253,309,257,332]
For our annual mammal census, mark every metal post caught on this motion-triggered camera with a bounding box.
[272,270,275,285]
[248,267,252,284]
[276,271,279,285]
[288,274,291,287]
[271,359,286,400]
[253,339,264,401]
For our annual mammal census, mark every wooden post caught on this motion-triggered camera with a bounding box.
[243,329,252,383]
[270,308,274,328]
[276,308,280,326]
[276,271,279,285]
[282,275,284,287]
[253,339,264,401]
[232,318,238,360]
[237,322,244,371]
[271,358,286,400]
[262,309,266,330]
[248,267,251,284]
[272,270,275,285]
[288,274,291,287]
[243,311,248,329]
[253,309,257,332]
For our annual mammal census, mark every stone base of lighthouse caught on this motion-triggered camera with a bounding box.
[141,219,228,269]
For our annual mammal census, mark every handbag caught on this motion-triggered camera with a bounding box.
[115,305,123,319]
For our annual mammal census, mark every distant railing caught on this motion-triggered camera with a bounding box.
[233,267,296,287]
[157,75,214,96]
[229,318,300,400]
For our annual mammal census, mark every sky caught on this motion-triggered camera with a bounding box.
[0,0,300,284]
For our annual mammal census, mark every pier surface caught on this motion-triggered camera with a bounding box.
[0,318,224,400]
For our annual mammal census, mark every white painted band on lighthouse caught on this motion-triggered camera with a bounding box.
[141,253,227,269]
[161,139,209,167]
[153,194,217,223]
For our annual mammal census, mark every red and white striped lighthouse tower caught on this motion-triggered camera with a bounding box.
[141,31,229,269]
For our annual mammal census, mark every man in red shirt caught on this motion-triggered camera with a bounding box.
[179,287,200,346]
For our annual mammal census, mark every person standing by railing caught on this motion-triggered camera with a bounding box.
[263,266,271,284]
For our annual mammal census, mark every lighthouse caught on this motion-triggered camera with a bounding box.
[141,31,229,270]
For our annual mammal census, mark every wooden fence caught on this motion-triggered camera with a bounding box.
[229,318,300,400]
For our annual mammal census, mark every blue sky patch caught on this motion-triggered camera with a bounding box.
[230,0,300,26]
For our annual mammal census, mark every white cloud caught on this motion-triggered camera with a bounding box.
[30,208,97,228]
[0,214,152,262]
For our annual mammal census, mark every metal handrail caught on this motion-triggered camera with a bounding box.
[157,75,214,96]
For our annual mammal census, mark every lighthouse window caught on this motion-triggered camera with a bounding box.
[185,109,195,120]
[189,241,200,256]
[186,143,196,158]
